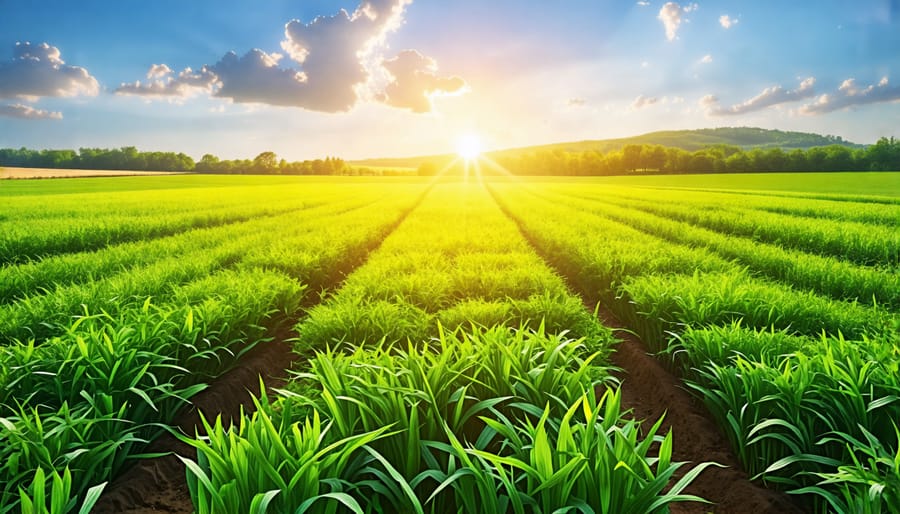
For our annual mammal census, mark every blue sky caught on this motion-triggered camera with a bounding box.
[1,0,899,160]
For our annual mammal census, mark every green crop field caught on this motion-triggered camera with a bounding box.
[1,172,898,514]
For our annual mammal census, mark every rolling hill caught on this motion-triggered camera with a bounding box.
[350,127,863,169]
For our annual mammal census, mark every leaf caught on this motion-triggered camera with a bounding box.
[249,490,280,514]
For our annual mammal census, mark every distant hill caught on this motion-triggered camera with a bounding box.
[350,127,863,169]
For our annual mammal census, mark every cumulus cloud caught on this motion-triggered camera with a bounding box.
[719,14,737,28]
[275,1,411,111]
[632,95,660,109]
[800,76,900,114]
[702,77,816,115]
[116,64,219,98]
[115,0,463,113]
[0,103,63,120]
[698,94,718,108]
[699,54,713,64]
[0,42,99,100]
[379,50,466,112]
[637,1,650,5]
[658,2,697,41]
[147,64,173,79]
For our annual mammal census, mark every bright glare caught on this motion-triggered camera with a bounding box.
[456,133,482,160]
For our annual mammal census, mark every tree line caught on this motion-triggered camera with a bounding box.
[485,137,900,176]
[0,147,390,175]
[0,147,196,172]
[3,137,899,176]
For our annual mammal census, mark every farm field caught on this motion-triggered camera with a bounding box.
[0,172,898,514]
[0,167,189,180]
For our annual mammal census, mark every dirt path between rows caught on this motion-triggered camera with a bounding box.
[596,308,806,514]
[485,183,807,513]
[93,339,296,513]
[94,185,436,513]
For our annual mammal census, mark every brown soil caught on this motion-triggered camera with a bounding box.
[597,308,806,514]
[92,339,297,514]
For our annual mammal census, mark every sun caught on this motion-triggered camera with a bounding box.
[456,133,482,161]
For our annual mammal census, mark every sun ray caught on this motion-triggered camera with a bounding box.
[456,133,482,161]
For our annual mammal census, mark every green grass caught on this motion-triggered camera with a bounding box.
[3,172,899,512]
[523,171,900,197]
[490,178,899,512]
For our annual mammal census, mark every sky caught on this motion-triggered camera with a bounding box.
[1,0,899,161]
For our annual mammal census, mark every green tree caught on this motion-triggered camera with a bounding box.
[253,151,278,173]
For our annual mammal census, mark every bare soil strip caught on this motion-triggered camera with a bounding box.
[94,185,434,513]
[596,308,805,514]
[93,338,295,513]
[483,185,805,513]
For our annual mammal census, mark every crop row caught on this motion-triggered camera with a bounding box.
[634,187,900,227]
[539,189,900,308]
[562,185,899,267]
[0,189,422,345]
[0,181,394,266]
[489,182,898,512]
[180,183,714,513]
[0,177,372,221]
[0,185,425,513]
[297,183,607,347]
[0,196,380,305]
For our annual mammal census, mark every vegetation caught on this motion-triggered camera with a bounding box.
[4,128,897,178]
[489,181,899,512]
[0,147,413,176]
[354,127,865,170]
[182,182,712,513]
[2,173,899,512]
[0,177,425,513]
[487,136,900,176]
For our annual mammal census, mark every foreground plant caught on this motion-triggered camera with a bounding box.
[180,394,421,514]
[427,389,717,514]
[791,426,900,514]
[183,327,716,513]
[16,467,105,514]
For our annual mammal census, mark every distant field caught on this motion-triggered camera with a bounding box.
[570,171,900,197]
[0,166,190,180]
[0,171,428,196]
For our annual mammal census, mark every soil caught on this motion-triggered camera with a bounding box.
[596,308,806,514]
[92,338,297,514]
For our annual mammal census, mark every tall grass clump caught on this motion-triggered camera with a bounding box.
[183,326,714,513]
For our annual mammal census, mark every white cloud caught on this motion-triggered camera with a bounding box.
[632,94,660,109]
[637,1,650,5]
[115,0,464,114]
[0,103,63,120]
[0,42,99,100]
[800,76,900,114]
[379,50,467,113]
[698,94,719,108]
[703,77,816,115]
[658,2,697,41]
[700,54,713,64]
[568,97,587,107]
[719,14,738,28]
[147,64,172,80]
[116,64,219,99]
